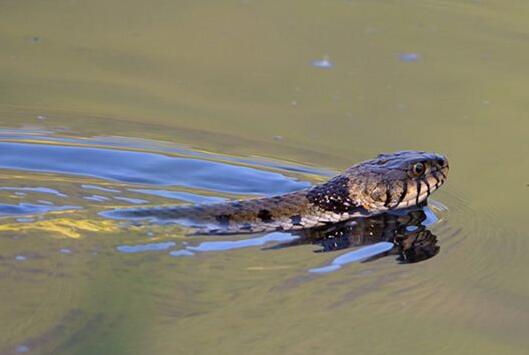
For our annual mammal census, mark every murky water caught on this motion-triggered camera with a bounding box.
[2,1,529,354]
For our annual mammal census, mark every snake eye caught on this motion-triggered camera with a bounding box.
[411,162,426,176]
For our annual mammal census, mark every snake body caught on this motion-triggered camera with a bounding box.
[104,151,449,234]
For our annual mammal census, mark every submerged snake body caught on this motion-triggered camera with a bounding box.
[106,151,449,234]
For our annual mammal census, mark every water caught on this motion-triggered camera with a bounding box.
[2,1,529,354]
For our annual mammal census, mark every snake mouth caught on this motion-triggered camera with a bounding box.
[389,165,449,210]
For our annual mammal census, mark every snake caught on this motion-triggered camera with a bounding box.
[103,150,449,235]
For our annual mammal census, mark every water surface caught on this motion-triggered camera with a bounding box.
[1,1,529,354]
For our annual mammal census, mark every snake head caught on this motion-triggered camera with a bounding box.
[347,150,449,211]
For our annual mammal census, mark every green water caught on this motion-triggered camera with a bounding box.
[1,1,529,354]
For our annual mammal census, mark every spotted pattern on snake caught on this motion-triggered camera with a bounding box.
[103,150,449,235]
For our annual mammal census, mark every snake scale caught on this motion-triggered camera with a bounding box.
[104,150,449,234]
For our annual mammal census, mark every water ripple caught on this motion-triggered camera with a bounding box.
[0,203,81,217]
[0,186,68,197]
[129,189,225,204]
[0,141,310,195]
[116,241,177,253]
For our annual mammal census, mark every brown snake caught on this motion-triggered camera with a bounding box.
[103,150,449,234]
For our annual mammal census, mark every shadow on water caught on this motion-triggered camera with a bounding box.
[295,206,440,272]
